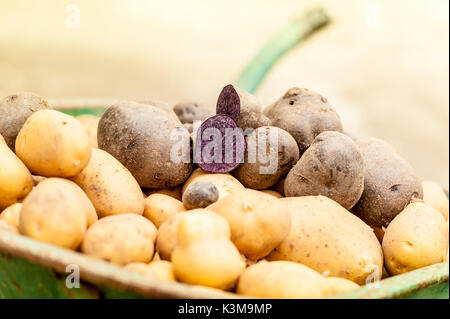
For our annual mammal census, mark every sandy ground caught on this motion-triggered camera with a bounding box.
[0,0,448,186]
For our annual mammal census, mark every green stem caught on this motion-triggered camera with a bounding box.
[234,8,330,94]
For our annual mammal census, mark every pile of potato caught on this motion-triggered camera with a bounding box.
[0,89,448,299]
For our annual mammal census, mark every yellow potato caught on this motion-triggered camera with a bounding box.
[267,196,383,285]
[76,114,99,148]
[15,109,91,177]
[19,178,87,249]
[145,186,182,201]
[382,202,448,275]
[0,219,19,234]
[261,190,283,198]
[125,260,175,282]
[0,134,33,209]
[422,181,449,221]
[82,214,157,265]
[237,260,325,298]
[156,209,230,260]
[182,168,244,200]
[71,148,144,218]
[172,213,244,290]
[0,203,22,228]
[322,277,360,297]
[143,193,186,228]
[208,189,291,260]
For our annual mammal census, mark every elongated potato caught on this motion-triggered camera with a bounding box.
[143,193,186,228]
[19,178,87,249]
[422,181,449,221]
[182,168,244,200]
[382,202,448,275]
[82,214,157,265]
[0,135,33,209]
[208,189,291,260]
[237,260,326,298]
[15,110,91,177]
[71,148,144,218]
[0,203,23,228]
[268,196,383,285]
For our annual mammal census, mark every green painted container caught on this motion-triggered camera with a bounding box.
[1,8,448,299]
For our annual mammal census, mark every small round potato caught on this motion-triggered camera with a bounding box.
[232,126,299,190]
[382,202,449,275]
[156,209,230,260]
[0,92,50,151]
[0,203,23,228]
[0,219,19,234]
[237,260,326,298]
[76,114,100,148]
[82,214,157,265]
[19,178,88,249]
[207,189,291,260]
[125,260,176,282]
[182,181,219,209]
[352,138,423,228]
[172,213,244,290]
[263,87,343,155]
[285,131,364,210]
[143,193,186,228]
[173,100,214,123]
[15,110,91,177]
[422,181,449,221]
[322,277,360,297]
[71,148,144,218]
[0,135,33,210]
[268,196,383,285]
[182,168,244,200]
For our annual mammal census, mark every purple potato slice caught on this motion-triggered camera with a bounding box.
[216,84,241,123]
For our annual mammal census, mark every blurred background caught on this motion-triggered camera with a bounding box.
[0,0,448,187]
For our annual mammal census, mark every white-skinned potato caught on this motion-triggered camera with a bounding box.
[267,196,383,285]
[71,148,144,218]
[382,202,448,275]
[0,134,34,210]
[19,178,87,249]
[207,189,291,260]
[82,214,157,265]
[422,181,449,221]
[237,260,326,298]
[143,193,186,228]
[15,109,91,177]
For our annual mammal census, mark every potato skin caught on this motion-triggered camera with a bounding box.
[263,87,343,155]
[144,186,182,201]
[182,168,244,200]
[232,126,299,190]
[182,181,219,209]
[268,196,383,285]
[19,178,87,249]
[422,181,448,221]
[15,110,91,177]
[173,100,214,124]
[322,277,360,297]
[71,148,144,218]
[125,260,176,282]
[0,92,50,151]
[0,219,19,234]
[143,193,186,228]
[98,101,193,188]
[77,114,99,148]
[0,203,23,228]
[382,202,448,275]
[284,131,364,210]
[82,214,157,265]
[237,261,325,298]
[0,135,34,209]
[352,138,423,228]
[208,189,291,260]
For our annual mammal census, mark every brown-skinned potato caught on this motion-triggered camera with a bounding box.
[173,100,214,124]
[263,87,343,155]
[98,101,193,188]
[284,131,364,210]
[0,92,50,151]
[232,126,299,189]
[352,138,423,228]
